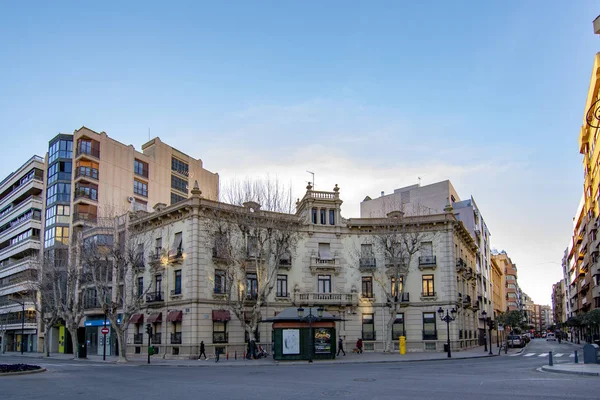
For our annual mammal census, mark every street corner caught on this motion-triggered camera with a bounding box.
[540,364,600,377]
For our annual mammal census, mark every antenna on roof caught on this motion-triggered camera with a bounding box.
[307,170,315,189]
[148,128,150,140]
[418,177,422,186]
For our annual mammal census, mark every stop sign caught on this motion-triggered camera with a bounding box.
[101,327,109,335]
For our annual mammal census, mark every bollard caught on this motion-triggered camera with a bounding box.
[226,352,229,360]
[549,351,553,366]
[574,350,579,364]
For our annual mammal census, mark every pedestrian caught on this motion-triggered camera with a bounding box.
[215,347,220,363]
[199,341,207,360]
[337,337,346,356]
[356,338,363,354]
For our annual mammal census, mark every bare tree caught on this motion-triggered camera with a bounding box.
[0,310,7,353]
[207,178,300,346]
[79,211,153,362]
[29,254,61,357]
[362,210,425,353]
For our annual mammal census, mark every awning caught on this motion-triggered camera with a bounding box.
[212,310,231,321]
[167,310,183,322]
[147,312,162,324]
[129,314,144,324]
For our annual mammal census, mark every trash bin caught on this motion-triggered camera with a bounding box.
[443,344,449,353]
[583,343,600,364]
[78,343,87,359]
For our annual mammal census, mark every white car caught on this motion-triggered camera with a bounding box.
[546,333,556,341]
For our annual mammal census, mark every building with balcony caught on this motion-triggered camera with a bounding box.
[360,181,493,347]
[0,155,44,353]
[552,280,566,326]
[492,250,519,312]
[115,182,478,359]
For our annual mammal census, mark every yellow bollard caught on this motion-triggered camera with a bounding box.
[399,336,406,355]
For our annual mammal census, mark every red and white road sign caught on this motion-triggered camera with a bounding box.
[101,327,109,335]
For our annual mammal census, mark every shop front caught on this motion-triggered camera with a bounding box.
[266,307,340,362]
[84,315,121,356]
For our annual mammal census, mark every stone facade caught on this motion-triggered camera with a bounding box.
[121,184,479,358]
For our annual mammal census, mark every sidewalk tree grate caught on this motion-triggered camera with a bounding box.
[353,378,376,382]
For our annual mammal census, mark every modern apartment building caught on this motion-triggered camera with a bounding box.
[38,126,220,356]
[360,181,493,346]
[0,156,45,352]
[490,255,505,318]
[540,305,552,331]
[552,280,566,326]
[492,250,519,311]
[113,183,480,358]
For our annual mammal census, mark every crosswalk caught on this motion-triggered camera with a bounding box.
[511,352,573,358]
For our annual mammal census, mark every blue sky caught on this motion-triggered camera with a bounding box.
[1,1,598,304]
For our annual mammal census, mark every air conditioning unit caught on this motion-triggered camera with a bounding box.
[127,196,135,203]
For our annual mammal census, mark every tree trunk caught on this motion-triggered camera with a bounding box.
[384,307,396,353]
[44,323,53,357]
[66,324,80,359]
[115,327,128,363]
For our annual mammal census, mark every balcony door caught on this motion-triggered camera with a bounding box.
[318,275,331,293]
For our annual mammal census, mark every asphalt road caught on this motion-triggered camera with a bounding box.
[1,339,599,400]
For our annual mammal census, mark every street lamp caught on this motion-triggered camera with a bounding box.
[481,311,493,355]
[297,306,324,363]
[481,311,488,352]
[9,299,25,355]
[437,307,456,358]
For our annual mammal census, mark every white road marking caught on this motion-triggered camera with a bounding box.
[523,353,536,357]
[554,353,564,357]
[538,353,548,357]
[569,353,575,357]
[509,353,522,356]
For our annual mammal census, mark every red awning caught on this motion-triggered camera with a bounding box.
[129,314,144,324]
[147,312,162,324]
[212,310,231,321]
[167,310,183,322]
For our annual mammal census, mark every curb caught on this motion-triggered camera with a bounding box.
[540,365,600,377]
[137,353,496,368]
[0,368,47,377]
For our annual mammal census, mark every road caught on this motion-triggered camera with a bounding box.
[1,339,599,400]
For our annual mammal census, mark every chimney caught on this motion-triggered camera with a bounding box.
[381,191,384,197]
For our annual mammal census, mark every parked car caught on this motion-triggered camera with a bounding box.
[507,335,524,348]
[542,333,547,338]
[546,333,556,341]
[521,334,531,344]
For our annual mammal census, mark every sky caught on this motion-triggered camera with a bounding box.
[1,1,598,305]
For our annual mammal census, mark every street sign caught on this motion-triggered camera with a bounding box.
[101,327,109,335]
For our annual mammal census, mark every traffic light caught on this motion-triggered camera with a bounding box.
[146,324,152,335]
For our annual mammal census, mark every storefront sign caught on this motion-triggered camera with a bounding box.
[314,328,332,354]
[282,329,300,355]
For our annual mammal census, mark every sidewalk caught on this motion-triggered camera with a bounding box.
[541,363,600,377]
[1,345,496,367]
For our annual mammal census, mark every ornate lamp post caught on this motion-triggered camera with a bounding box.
[482,311,493,355]
[297,306,324,363]
[482,310,488,352]
[438,307,456,358]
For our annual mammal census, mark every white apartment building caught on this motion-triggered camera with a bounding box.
[106,183,480,359]
[0,155,45,353]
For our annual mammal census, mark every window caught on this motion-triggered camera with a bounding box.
[44,226,69,248]
[77,138,100,157]
[362,276,373,298]
[171,157,189,176]
[173,232,183,255]
[318,275,331,293]
[155,275,162,295]
[247,236,258,258]
[311,208,317,224]
[329,209,335,225]
[213,321,228,343]
[48,139,73,163]
[171,192,186,205]
[246,273,258,300]
[421,241,433,256]
[10,228,38,246]
[47,161,72,184]
[422,274,435,296]
[137,277,144,297]
[214,270,226,294]
[391,276,403,297]
[318,243,332,260]
[174,270,182,295]
[133,179,148,197]
[171,175,188,194]
[45,205,70,227]
[320,209,326,224]
[362,314,375,340]
[75,160,99,180]
[422,312,437,340]
[75,182,98,201]
[134,159,149,178]
[46,183,71,205]
[155,237,162,255]
[392,313,405,339]
[276,275,288,297]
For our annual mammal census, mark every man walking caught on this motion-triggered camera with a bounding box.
[356,338,363,354]
[215,347,221,363]
[337,337,346,356]
[199,341,207,360]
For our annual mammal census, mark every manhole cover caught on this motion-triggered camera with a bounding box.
[322,390,351,397]
[353,378,376,382]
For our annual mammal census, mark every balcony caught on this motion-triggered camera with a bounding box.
[0,235,41,260]
[151,333,162,344]
[168,248,184,264]
[73,212,97,225]
[456,258,467,272]
[75,167,99,181]
[462,295,472,308]
[278,257,292,270]
[422,330,438,340]
[359,257,376,271]
[212,248,231,263]
[0,257,34,274]
[133,333,143,344]
[170,289,182,298]
[171,332,182,344]
[418,255,437,270]
[472,300,480,311]
[146,292,164,303]
[294,292,358,307]
[76,145,100,159]
[592,284,600,299]
[309,256,341,275]
[464,267,475,280]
